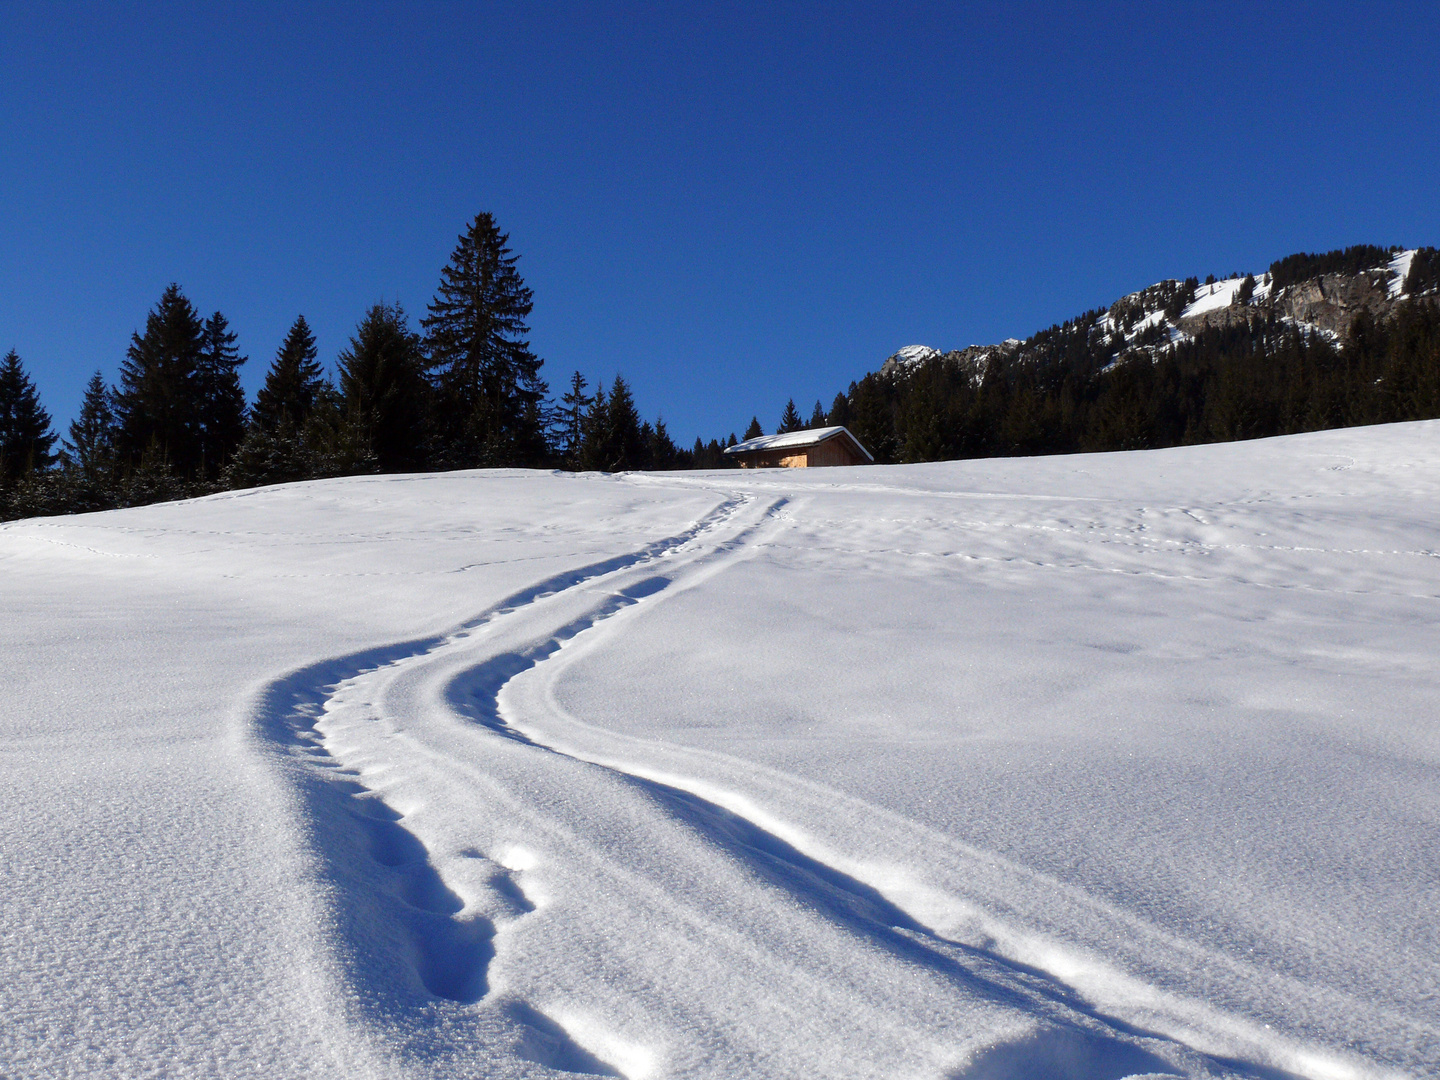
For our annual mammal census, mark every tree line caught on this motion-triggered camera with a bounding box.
[1267,245,1399,291]
[0,212,750,522]
[6,237,1440,521]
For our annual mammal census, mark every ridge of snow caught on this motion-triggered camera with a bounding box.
[1178,273,1276,321]
[1126,308,1168,339]
[1388,249,1417,298]
[887,344,941,370]
[1181,277,1248,319]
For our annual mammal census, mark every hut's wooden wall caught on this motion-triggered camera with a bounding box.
[737,450,793,468]
[806,438,865,467]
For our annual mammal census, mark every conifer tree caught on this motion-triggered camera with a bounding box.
[253,316,326,432]
[689,436,723,468]
[336,303,432,473]
[64,371,116,481]
[639,420,655,469]
[0,350,57,485]
[579,379,607,470]
[1404,248,1440,296]
[225,424,312,489]
[743,417,764,440]
[422,212,548,466]
[229,316,330,489]
[195,311,247,478]
[114,284,206,476]
[559,371,592,471]
[648,417,678,470]
[778,398,804,434]
[828,392,851,429]
[1164,278,1199,320]
[585,375,645,471]
[807,400,827,428]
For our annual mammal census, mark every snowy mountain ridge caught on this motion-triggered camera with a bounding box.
[879,247,1434,382]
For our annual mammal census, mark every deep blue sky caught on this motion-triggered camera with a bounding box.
[3,3,1438,443]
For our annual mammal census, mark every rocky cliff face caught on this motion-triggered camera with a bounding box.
[1269,271,1395,334]
[1180,271,1397,337]
[879,249,1434,385]
[879,343,995,381]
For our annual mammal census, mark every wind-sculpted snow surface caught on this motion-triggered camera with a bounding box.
[3,429,1439,1079]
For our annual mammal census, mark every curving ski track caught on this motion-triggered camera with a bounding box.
[251,488,1317,1080]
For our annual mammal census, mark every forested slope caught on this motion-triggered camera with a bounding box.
[822,246,1440,463]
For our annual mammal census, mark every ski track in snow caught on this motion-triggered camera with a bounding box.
[250,494,755,1075]
[248,483,1379,1080]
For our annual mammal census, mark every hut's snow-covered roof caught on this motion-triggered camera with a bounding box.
[724,426,873,461]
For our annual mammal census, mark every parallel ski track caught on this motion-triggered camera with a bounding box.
[251,484,1326,1080]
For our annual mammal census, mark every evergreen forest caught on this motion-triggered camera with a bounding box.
[3,231,1439,522]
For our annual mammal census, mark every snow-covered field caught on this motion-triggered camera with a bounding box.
[3,422,1438,1080]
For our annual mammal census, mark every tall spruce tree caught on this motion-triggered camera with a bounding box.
[0,350,57,485]
[807,400,828,428]
[253,315,326,432]
[64,371,117,480]
[195,312,247,478]
[422,212,548,466]
[648,417,678,469]
[228,316,331,489]
[777,398,804,434]
[559,371,592,471]
[336,302,432,473]
[114,284,206,476]
[582,375,646,471]
[743,417,764,440]
[579,379,606,470]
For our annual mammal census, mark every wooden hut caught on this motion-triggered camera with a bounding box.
[723,426,873,469]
